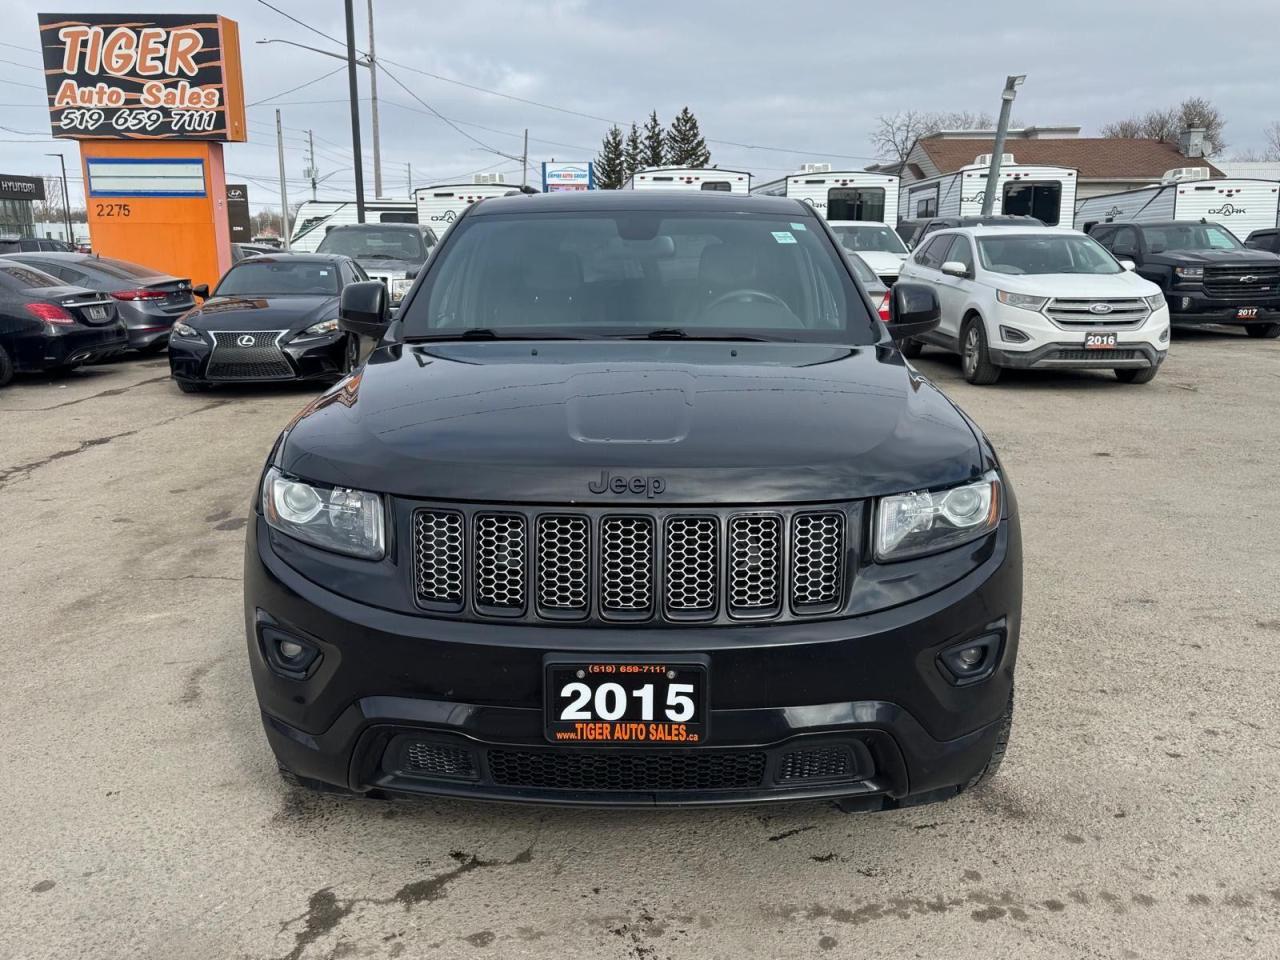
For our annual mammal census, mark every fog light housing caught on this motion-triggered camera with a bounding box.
[261,626,322,680]
[1160,327,1170,343]
[999,325,1030,343]
[938,633,1002,686]
[1180,297,1192,310]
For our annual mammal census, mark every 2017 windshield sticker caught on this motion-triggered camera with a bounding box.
[790,222,807,231]
[771,231,797,244]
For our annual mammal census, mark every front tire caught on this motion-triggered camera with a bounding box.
[961,318,1001,385]
[1245,322,1280,339]
[964,687,1014,791]
[1114,365,1159,384]
[0,344,13,388]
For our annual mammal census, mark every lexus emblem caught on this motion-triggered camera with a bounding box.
[1088,303,1114,314]
[236,334,256,347]
[1240,275,1257,283]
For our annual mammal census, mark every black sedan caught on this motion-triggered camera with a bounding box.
[168,254,362,393]
[2,252,195,352]
[0,260,127,387]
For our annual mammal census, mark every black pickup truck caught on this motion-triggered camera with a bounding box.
[1088,220,1280,338]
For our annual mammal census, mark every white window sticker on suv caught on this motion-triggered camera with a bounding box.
[771,231,797,244]
[790,222,808,231]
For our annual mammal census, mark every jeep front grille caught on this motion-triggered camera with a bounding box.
[411,506,849,624]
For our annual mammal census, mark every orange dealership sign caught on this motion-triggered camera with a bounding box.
[37,13,246,141]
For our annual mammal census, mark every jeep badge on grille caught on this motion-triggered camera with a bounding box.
[588,471,666,497]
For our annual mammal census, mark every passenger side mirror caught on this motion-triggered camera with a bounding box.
[192,283,210,299]
[941,260,970,279]
[887,282,941,339]
[339,280,391,338]
[1118,259,1136,271]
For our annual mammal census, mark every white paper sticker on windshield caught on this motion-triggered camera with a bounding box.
[319,270,329,275]
[790,222,807,231]
[772,231,797,244]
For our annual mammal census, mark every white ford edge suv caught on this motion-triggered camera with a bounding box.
[896,226,1170,385]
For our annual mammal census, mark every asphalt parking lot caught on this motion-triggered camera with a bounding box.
[2,330,1278,960]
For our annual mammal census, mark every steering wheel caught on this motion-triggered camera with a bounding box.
[701,288,790,315]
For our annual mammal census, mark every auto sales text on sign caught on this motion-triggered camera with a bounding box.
[36,14,246,141]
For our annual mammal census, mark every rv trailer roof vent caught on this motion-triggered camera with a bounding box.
[798,162,832,174]
[973,153,1016,166]
[473,173,507,184]
[1161,167,1211,183]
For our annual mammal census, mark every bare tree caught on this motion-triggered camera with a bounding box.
[31,176,65,223]
[1101,97,1227,154]
[871,110,996,165]
[1264,122,1280,161]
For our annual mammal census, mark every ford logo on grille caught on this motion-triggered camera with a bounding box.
[1240,275,1257,283]
[1088,303,1114,314]
[236,334,257,347]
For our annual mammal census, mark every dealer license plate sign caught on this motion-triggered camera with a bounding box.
[1084,330,1118,350]
[87,306,107,320]
[1238,307,1259,320]
[544,657,708,745]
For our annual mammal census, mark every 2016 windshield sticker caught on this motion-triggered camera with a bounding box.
[790,222,807,231]
[772,231,797,244]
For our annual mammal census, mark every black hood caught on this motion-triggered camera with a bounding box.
[1145,248,1280,266]
[186,294,338,333]
[278,341,986,505]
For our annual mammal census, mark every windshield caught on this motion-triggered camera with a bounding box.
[977,234,1123,275]
[317,227,426,262]
[399,211,878,343]
[830,224,907,254]
[1141,224,1242,252]
[214,260,340,296]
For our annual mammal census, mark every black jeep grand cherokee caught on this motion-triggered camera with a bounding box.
[245,192,1022,810]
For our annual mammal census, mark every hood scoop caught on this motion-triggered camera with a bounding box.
[567,369,693,444]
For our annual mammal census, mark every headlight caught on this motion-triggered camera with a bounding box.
[261,467,385,559]
[303,318,340,336]
[875,473,1001,561]
[172,321,200,338]
[1174,266,1203,280]
[996,290,1048,311]
[1145,292,1167,310]
[390,278,414,302]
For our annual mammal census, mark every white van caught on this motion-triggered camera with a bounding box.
[902,157,1078,227]
[752,170,899,224]
[1074,174,1280,241]
[414,182,520,230]
[623,166,751,193]
[289,199,417,252]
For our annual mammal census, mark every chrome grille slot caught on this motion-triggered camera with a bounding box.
[412,510,464,606]
[536,515,589,615]
[665,517,718,617]
[473,514,526,613]
[1045,298,1149,328]
[791,513,844,609]
[600,517,654,617]
[728,515,782,616]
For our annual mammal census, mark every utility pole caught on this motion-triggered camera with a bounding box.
[344,0,366,222]
[44,152,73,244]
[305,129,317,201]
[521,128,529,188]
[981,74,1025,216]
[275,109,292,248]
[366,0,383,197]
[406,161,413,197]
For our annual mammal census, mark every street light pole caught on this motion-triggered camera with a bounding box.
[44,152,72,245]
[343,0,366,222]
[366,0,383,198]
[275,109,291,249]
[981,74,1025,216]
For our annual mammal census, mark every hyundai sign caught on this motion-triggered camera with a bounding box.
[542,162,593,192]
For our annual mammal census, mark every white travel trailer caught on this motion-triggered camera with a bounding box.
[901,157,1078,227]
[414,182,520,230]
[752,169,899,224]
[623,166,752,193]
[289,199,417,252]
[1074,174,1280,240]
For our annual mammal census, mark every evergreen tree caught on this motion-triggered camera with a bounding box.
[665,106,711,167]
[642,110,666,169]
[623,123,643,181]
[595,124,625,189]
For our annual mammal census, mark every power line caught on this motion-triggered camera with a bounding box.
[247,64,346,107]
[374,60,499,154]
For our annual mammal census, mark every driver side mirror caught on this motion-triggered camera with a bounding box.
[192,283,209,299]
[1118,259,1136,271]
[887,282,941,339]
[941,260,970,279]
[339,280,391,339]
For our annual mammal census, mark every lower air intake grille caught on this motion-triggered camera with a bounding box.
[791,513,844,608]
[474,514,526,612]
[1050,349,1142,362]
[487,749,767,792]
[401,742,478,780]
[778,746,855,782]
[413,510,464,605]
[728,515,782,615]
[600,517,654,616]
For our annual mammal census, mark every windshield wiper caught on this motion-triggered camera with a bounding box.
[405,328,587,342]
[617,328,777,342]
[354,253,400,260]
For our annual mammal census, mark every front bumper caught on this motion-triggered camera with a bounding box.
[1166,290,1280,326]
[168,331,347,384]
[244,509,1022,808]
[991,341,1166,370]
[987,300,1168,369]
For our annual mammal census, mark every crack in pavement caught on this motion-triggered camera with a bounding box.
[272,847,534,960]
[0,399,229,491]
[0,374,173,413]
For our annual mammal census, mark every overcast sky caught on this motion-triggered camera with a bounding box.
[3,0,1279,212]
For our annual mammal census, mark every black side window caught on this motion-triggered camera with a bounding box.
[1090,226,1115,249]
[1112,228,1139,257]
[1245,232,1276,252]
[946,236,974,273]
[915,236,946,268]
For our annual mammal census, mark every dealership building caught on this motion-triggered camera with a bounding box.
[0,174,45,236]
